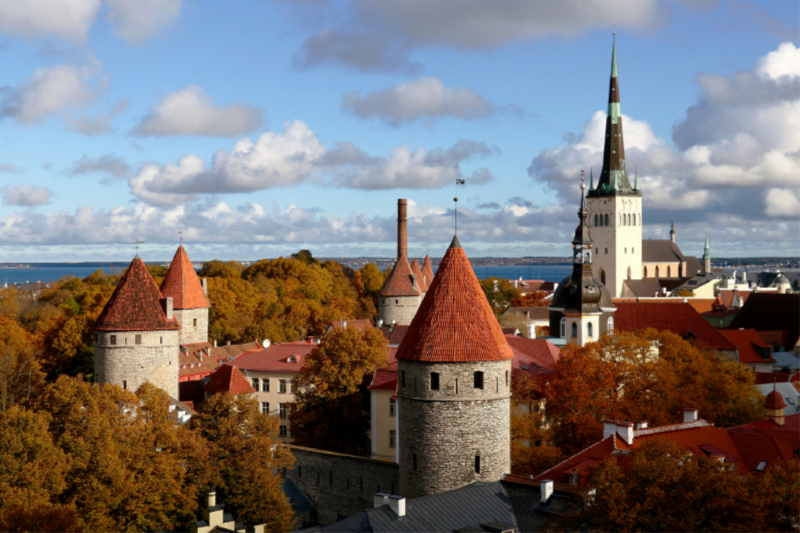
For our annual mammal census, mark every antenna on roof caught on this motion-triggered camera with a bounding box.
[454,164,465,236]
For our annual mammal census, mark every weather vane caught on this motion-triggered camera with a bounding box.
[135,240,144,254]
[454,164,465,236]
[179,226,183,246]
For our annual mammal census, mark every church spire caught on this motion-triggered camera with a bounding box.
[588,34,637,198]
[703,233,711,273]
[670,218,676,243]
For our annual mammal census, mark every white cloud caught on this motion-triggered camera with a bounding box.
[2,184,52,206]
[341,77,494,125]
[105,0,181,43]
[1,61,104,124]
[134,85,263,137]
[529,42,800,229]
[68,154,131,179]
[0,0,102,43]
[128,120,495,205]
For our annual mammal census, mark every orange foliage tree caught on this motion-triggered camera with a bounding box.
[511,370,563,477]
[291,326,388,454]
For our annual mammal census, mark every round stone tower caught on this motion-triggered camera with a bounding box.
[378,255,423,326]
[397,236,513,499]
[94,256,181,398]
[160,245,211,346]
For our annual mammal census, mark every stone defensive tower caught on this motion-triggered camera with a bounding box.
[586,36,643,298]
[379,199,424,326]
[397,236,513,499]
[160,245,211,345]
[94,256,181,397]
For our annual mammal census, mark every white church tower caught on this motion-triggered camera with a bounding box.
[586,36,642,298]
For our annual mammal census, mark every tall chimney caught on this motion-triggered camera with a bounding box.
[165,297,174,319]
[398,199,407,259]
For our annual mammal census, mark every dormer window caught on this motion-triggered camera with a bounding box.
[287,356,297,363]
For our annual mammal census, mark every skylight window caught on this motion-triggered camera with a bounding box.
[756,461,767,472]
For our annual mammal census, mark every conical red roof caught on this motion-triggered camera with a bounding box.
[410,258,427,292]
[95,256,180,332]
[160,246,210,309]
[379,255,422,297]
[422,255,434,287]
[396,237,513,363]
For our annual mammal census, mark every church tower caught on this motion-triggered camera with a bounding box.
[397,236,512,499]
[586,36,642,298]
[549,173,616,346]
[160,245,211,345]
[94,256,181,397]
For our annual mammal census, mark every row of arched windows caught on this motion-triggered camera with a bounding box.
[642,265,672,278]
[560,317,615,339]
[592,213,639,227]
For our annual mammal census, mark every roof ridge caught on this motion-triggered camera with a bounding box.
[536,435,616,481]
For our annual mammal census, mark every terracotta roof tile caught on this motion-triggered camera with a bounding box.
[422,255,434,288]
[328,319,373,333]
[204,364,255,394]
[396,238,513,363]
[379,325,409,346]
[160,246,211,309]
[615,302,736,351]
[410,258,428,292]
[369,362,398,391]
[95,256,181,332]
[379,255,422,297]
[178,341,260,380]
[719,329,775,364]
[506,335,560,370]
[754,372,796,385]
[717,289,752,308]
[230,341,317,373]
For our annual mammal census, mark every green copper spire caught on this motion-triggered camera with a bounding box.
[611,34,618,79]
[703,233,710,259]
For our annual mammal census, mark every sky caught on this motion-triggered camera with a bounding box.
[0,0,798,262]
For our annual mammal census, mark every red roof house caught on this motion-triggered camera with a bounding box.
[719,328,775,367]
[203,364,255,395]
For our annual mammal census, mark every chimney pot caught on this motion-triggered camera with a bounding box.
[617,421,634,445]
[388,495,406,517]
[201,277,208,297]
[683,408,699,423]
[540,480,553,503]
[213,337,217,348]
[208,491,216,508]
[377,319,384,328]
[397,199,408,259]
[635,420,648,430]
[307,336,314,344]
[226,340,231,346]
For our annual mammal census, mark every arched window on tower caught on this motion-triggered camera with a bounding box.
[560,318,566,338]
[656,266,660,278]
[587,322,593,338]
[594,214,598,226]
[628,266,632,279]
[633,214,637,226]
[608,317,614,331]
[667,266,672,277]
[643,266,648,278]
[571,322,577,338]
[604,214,609,226]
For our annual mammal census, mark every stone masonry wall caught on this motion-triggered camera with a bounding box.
[173,307,208,345]
[379,294,421,326]
[397,359,511,499]
[95,329,180,398]
[286,446,400,525]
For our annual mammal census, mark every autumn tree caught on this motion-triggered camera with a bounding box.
[198,260,245,279]
[543,329,763,454]
[194,392,295,531]
[291,326,388,454]
[0,318,44,411]
[555,438,800,532]
[510,290,549,308]
[479,277,522,316]
[510,370,562,477]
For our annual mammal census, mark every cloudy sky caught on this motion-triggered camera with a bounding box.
[0,0,797,262]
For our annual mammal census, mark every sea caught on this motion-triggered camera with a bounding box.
[0,264,574,286]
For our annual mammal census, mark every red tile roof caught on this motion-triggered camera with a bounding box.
[614,302,736,351]
[730,293,800,350]
[379,255,422,297]
[719,328,775,364]
[95,256,181,332]
[327,319,373,333]
[230,341,317,373]
[717,288,752,309]
[379,324,409,346]
[159,246,211,309]
[754,372,798,385]
[396,238,513,363]
[505,335,560,370]
[422,255,434,289]
[204,364,255,394]
[368,361,398,391]
[178,341,260,380]
[410,258,428,292]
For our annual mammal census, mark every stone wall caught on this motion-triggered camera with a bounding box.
[286,445,400,525]
[378,294,421,326]
[397,359,511,499]
[95,329,180,398]
[173,307,208,345]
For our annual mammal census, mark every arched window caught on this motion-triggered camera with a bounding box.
[571,322,578,337]
[656,266,660,278]
[643,266,648,278]
[628,214,632,225]
[605,248,608,255]
[600,270,606,285]
[667,266,672,277]
[633,214,637,226]
[560,318,566,338]
[587,322,593,338]
[627,266,632,279]
[619,214,622,226]
[594,214,598,226]
[608,317,614,331]
[604,214,609,226]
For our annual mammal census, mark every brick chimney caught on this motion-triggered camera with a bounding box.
[398,199,407,259]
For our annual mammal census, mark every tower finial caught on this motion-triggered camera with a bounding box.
[179,226,183,246]
[135,240,144,256]
[454,164,465,237]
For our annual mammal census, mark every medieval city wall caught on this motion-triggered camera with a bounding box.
[173,307,209,345]
[95,329,180,398]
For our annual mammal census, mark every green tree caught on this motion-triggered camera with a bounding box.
[291,327,388,454]
[195,393,295,531]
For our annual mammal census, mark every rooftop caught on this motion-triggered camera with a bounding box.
[159,245,211,310]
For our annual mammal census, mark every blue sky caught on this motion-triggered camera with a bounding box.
[0,0,797,262]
